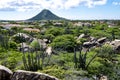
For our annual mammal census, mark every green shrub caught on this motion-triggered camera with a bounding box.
[88,60,103,74]
[96,44,115,61]
[51,35,75,52]
[45,27,65,37]
[41,65,66,80]
[12,35,26,43]
[0,51,22,70]
[9,41,18,49]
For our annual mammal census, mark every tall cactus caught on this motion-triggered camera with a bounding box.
[74,44,97,70]
[74,48,77,68]
[0,30,9,50]
[22,36,45,71]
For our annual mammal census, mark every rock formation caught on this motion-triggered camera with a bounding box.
[0,65,13,80]
[11,70,58,80]
[0,65,58,80]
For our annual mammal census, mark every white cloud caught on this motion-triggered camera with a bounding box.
[0,0,107,11]
[113,2,120,6]
[83,0,107,8]
[64,0,81,9]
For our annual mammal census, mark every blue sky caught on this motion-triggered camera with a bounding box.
[0,0,120,20]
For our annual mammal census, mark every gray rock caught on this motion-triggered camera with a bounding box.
[97,37,107,44]
[89,36,96,41]
[0,65,13,80]
[100,76,108,80]
[45,46,52,55]
[110,39,120,53]
[11,70,58,80]
[83,41,98,48]
[83,42,92,48]
[19,42,30,52]
[78,34,85,40]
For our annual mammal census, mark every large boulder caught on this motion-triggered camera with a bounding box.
[11,70,58,80]
[0,65,13,80]
[0,65,59,80]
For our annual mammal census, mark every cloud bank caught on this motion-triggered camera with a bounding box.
[0,0,107,11]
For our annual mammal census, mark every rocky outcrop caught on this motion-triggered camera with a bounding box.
[0,65,13,80]
[0,65,58,80]
[11,70,58,80]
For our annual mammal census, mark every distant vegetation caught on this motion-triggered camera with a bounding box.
[0,19,120,80]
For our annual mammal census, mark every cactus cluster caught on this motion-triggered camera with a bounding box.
[22,48,43,71]
[21,34,45,71]
[74,45,97,70]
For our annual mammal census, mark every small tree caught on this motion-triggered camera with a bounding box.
[45,27,65,37]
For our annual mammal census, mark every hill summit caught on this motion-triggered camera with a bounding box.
[28,9,65,20]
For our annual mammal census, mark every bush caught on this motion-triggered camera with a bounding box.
[96,44,115,61]
[0,51,22,70]
[88,60,104,74]
[41,65,66,79]
[51,35,75,52]
[48,52,74,67]
[45,27,65,37]
[9,41,18,49]
[12,35,26,43]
